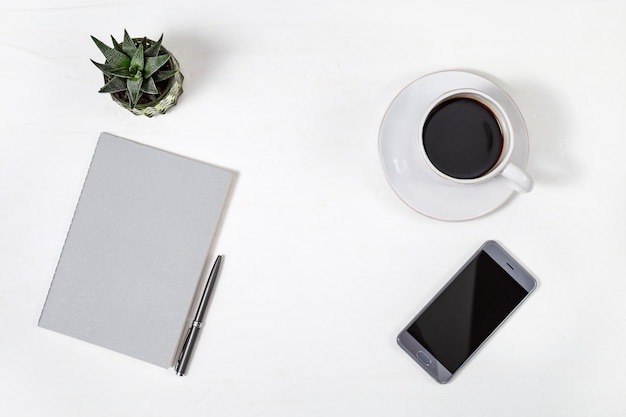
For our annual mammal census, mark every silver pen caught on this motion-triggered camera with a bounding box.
[174,254,223,376]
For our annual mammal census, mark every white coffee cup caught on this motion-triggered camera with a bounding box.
[417,88,533,192]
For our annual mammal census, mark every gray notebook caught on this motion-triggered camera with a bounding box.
[39,132,233,368]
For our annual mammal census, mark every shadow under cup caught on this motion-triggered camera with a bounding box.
[421,92,510,182]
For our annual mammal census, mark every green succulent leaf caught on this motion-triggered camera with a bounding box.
[109,67,134,78]
[127,77,143,108]
[91,59,110,73]
[99,76,127,93]
[144,54,170,79]
[141,77,159,95]
[129,44,145,77]
[91,36,130,68]
[111,35,123,52]
[144,34,163,58]
[152,69,177,83]
[122,29,137,57]
[91,60,132,79]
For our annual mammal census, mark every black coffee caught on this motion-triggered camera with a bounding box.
[422,97,504,180]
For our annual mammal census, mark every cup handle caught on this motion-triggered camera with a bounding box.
[499,163,533,193]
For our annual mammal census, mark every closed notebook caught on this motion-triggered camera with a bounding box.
[39,132,233,368]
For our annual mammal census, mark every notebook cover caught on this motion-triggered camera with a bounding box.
[39,132,233,368]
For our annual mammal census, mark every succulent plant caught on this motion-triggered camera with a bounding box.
[91,30,183,115]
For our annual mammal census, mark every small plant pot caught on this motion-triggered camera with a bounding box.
[104,39,184,117]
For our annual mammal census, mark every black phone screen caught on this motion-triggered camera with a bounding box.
[407,250,529,373]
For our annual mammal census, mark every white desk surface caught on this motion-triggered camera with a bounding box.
[2,1,625,416]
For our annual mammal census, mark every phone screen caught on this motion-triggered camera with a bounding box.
[398,241,536,383]
[408,250,528,373]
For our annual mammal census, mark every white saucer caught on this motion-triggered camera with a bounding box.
[379,70,529,221]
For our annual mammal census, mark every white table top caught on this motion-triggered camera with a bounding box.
[2,1,625,416]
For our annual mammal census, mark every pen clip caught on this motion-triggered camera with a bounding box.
[174,326,193,373]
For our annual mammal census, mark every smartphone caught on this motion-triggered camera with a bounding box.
[397,241,536,383]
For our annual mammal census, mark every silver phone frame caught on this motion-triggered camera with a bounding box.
[397,240,537,384]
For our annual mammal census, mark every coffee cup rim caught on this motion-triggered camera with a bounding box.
[417,88,516,185]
